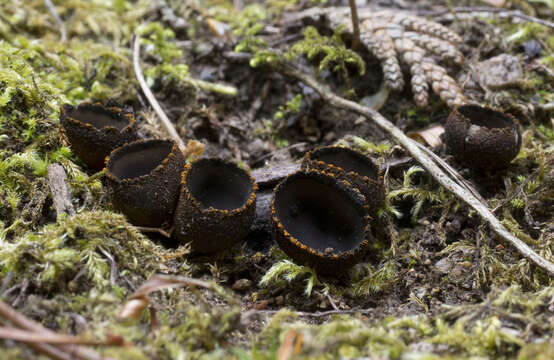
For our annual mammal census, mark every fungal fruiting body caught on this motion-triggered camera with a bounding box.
[271,170,372,274]
[442,105,521,169]
[173,158,257,253]
[60,102,138,171]
[105,139,186,227]
[302,146,385,211]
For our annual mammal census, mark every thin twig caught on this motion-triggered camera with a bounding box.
[0,327,124,346]
[277,63,554,277]
[135,226,172,238]
[326,294,339,311]
[245,308,374,318]
[47,163,75,218]
[348,0,361,50]
[44,0,67,41]
[0,300,114,360]
[98,246,118,287]
[413,142,485,203]
[417,6,554,30]
[0,324,74,360]
[133,36,187,151]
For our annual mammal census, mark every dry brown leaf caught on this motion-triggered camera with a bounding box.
[408,124,445,148]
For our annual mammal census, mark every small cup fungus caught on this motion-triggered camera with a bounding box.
[271,170,372,274]
[60,102,138,171]
[442,105,521,169]
[302,146,385,210]
[173,158,257,253]
[105,139,185,227]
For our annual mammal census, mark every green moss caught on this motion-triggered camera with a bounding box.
[0,210,190,291]
[0,1,553,359]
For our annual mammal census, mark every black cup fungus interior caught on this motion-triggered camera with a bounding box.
[70,107,128,130]
[458,105,513,130]
[109,141,173,180]
[274,176,365,253]
[311,147,378,179]
[187,159,253,210]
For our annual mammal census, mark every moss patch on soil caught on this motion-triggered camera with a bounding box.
[0,0,553,359]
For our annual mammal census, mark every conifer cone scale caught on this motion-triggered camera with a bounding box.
[306,7,468,107]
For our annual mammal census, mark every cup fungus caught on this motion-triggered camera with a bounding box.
[105,139,186,227]
[302,146,385,209]
[173,158,257,253]
[442,105,521,169]
[271,170,372,274]
[60,102,138,171]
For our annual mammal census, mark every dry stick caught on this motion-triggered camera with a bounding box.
[132,37,187,151]
[245,308,374,318]
[348,0,361,50]
[0,300,113,360]
[0,320,73,360]
[278,63,554,277]
[44,0,67,41]
[417,6,554,30]
[135,226,172,238]
[0,327,122,346]
[98,246,119,287]
[47,164,75,218]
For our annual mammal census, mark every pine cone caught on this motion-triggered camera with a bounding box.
[298,7,468,108]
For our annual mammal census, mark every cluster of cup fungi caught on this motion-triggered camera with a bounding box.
[60,101,521,274]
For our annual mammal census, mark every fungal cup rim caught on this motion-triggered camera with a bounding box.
[305,146,383,184]
[271,169,371,259]
[61,102,136,135]
[180,158,257,216]
[105,139,179,184]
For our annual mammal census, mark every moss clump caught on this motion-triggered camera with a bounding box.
[0,211,189,291]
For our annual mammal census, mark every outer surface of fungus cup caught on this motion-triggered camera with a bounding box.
[271,170,372,274]
[442,105,521,169]
[105,139,186,227]
[302,146,385,210]
[173,158,257,253]
[60,102,138,171]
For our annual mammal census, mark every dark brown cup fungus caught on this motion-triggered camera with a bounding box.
[105,139,186,227]
[442,105,521,169]
[173,158,257,253]
[271,170,372,274]
[60,102,138,171]
[302,146,385,210]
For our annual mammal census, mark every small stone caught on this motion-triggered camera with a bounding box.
[523,40,542,58]
[473,54,523,88]
[435,257,453,274]
[323,132,336,142]
[424,259,431,265]
[232,278,252,291]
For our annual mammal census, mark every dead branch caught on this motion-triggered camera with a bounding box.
[135,226,172,238]
[277,62,554,277]
[0,327,124,346]
[44,0,67,41]
[417,6,554,30]
[0,300,115,360]
[98,246,118,287]
[348,0,360,50]
[133,36,187,151]
[47,163,75,218]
